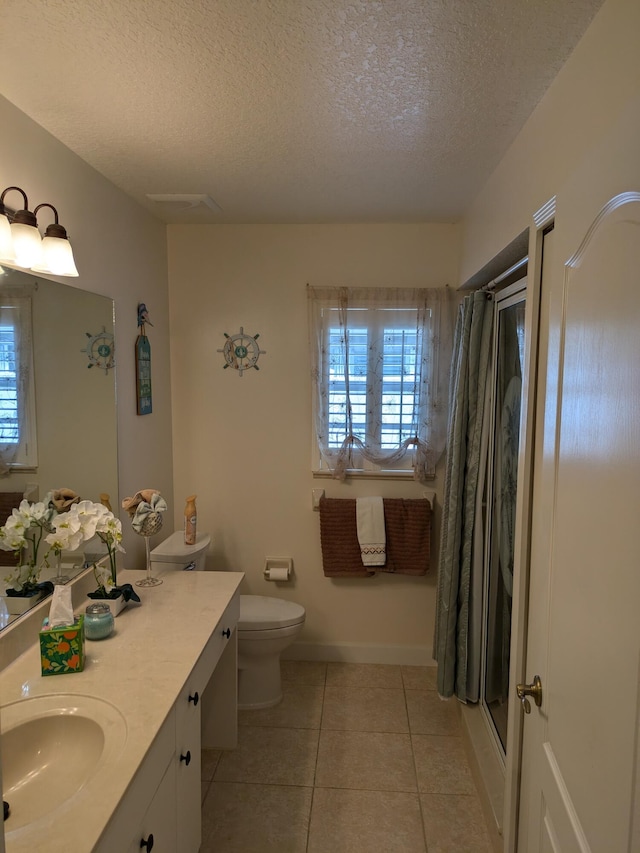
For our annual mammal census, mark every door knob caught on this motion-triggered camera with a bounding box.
[516,675,542,714]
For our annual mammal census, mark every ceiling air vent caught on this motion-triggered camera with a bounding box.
[146,194,222,213]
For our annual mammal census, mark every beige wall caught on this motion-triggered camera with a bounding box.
[457,0,640,837]
[0,96,174,566]
[461,0,640,281]
[3,0,635,663]
[33,279,118,502]
[168,223,460,661]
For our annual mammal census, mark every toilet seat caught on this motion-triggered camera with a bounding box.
[239,595,305,631]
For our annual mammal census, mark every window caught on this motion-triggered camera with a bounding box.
[0,323,19,443]
[308,286,455,481]
[0,296,37,471]
[326,312,423,452]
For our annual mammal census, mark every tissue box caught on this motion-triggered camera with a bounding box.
[39,615,85,676]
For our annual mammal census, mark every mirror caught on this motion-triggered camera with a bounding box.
[0,264,117,630]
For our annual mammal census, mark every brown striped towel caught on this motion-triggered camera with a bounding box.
[319,497,431,577]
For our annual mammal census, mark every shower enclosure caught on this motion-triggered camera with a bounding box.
[481,278,526,755]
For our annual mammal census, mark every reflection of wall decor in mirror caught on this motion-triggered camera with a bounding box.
[0,185,79,277]
[82,326,115,373]
[136,302,152,415]
[0,263,118,632]
[218,327,266,376]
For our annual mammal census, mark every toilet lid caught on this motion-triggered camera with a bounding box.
[239,595,305,630]
[150,531,211,562]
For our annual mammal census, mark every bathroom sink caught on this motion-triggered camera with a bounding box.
[1,694,127,832]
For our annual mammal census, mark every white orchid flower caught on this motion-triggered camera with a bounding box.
[5,510,28,537]
[15,500,35,524]
[4,563,39,591]
[26,500,50,522]
[46,510,83,551]
[45,526,82,553]
[96,514,125,552]
[0,524,26,552]
[93,560,116,594]
[68,500,106,541]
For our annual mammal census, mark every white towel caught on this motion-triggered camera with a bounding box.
[356,497,386,566]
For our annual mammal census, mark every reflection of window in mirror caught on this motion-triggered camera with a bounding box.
[0,296,38,470]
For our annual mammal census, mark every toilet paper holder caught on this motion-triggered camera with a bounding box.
[263,556,293,581]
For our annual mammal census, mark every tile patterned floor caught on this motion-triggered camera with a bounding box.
[200,662,493,852]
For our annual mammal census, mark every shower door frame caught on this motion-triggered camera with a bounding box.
[479,277,528,767]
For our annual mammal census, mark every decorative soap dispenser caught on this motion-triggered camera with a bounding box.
[184,495,197,545]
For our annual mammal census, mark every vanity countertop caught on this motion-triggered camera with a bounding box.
[0,567,244,853]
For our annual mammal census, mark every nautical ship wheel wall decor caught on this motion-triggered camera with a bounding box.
[218,327,266,376]
[81,326,115,373]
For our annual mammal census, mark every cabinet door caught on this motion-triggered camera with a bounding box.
[201,593,240,750]
[94,713,175,853]
[176,670,204,853]
[127,760,176,853]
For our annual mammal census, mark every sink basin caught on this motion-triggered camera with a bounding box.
[1,694,127,832]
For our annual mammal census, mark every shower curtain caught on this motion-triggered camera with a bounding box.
[434,290,494,701]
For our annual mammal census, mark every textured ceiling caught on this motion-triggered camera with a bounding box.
[0,0,604,224]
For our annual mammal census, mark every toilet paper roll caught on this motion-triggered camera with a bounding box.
[264,567,290,581]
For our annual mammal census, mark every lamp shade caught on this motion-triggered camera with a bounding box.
[0,214,15,262]
[33,235,79,277]
[10,221,42,269]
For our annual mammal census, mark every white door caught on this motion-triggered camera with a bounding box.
[516,192,640,851]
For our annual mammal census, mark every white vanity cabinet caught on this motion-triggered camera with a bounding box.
[96,588,240,853]
[175,680,202,853]
[0,569,243,853]
[96,709,177,852]
[126,759,177,853]
[175,596,239,853]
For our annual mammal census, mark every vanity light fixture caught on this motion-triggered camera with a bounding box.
[0,186,78,277]
[0,186,41,269]
[31,203,79,277]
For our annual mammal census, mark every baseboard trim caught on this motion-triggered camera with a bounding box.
[282,641,435,667]
[459,703,505,853]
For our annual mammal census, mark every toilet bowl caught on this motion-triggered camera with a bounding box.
[150,533,305,710]
[237,595,306,710]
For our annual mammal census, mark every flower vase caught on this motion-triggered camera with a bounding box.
[100,593,127,618]
[85,588,128,617]
[3,587,45,615]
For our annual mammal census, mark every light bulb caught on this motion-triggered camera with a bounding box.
[33,235,79,277]
[10,222,42,269]
[0,214,15,262]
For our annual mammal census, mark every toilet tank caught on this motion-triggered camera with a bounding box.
[150,531,211,572]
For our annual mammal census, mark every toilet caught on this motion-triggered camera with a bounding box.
[150,532,306,710]
[236,594,305,709]
[149,529,212,572]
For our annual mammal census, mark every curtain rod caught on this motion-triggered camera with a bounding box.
[480,255,528,292]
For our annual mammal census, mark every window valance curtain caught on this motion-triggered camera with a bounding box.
[308,285,455,482]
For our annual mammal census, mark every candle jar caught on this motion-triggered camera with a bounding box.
[84,602,115,640]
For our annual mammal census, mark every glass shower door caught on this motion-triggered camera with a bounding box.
[482,283,526,753]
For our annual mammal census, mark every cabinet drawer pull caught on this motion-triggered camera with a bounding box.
[140,833,154,850]
[222,627,231,639]
[180,750,192,766]
[188,691,199,706]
